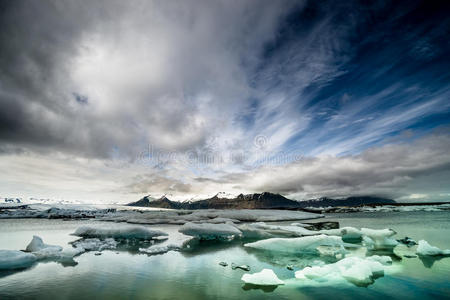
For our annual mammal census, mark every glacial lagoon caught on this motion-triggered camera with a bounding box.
[0,210,449,300]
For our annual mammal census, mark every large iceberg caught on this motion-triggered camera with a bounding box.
[73,225,168,240]
[416,240,450,256]
[241,269,284,286]
[0,250,37,270]
[244,234,346,254]
[178,222,242,241]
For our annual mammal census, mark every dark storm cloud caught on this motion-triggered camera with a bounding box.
[0,0,449,202]
[0,0,122,157]
[0,0,299,158]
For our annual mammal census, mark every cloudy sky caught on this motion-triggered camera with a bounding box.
[0,0,449,203]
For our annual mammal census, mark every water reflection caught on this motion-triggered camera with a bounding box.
[242,283,279,293]
[418,255,446,268]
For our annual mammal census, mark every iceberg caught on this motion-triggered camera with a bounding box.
[231,263,251,271]
[416,240,450,256]
[24,236,84,261]
[26,235,63,253]
[360,228,398,249]
[321,227,398,249]
[244,234,346,254]
[139,245,179,255]
[71,238,118,252]
[139,229,195,255]
[0,250,37,270]
[241,269,284,286]
[239,222,316,238]
[178,222,242,241]
[73,225,168,240]
[295,256,392,286]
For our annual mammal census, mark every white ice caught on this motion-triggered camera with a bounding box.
[238,222,316,238]
[73,225,168,240]
[139,226,195,255]
[0,250,37,270]
[416,240,450,256]
[295,256,392,285]
[71,238,118,252]
[101,209,322,225]
[26,235,63,252]
[244,234,346,254]
[320,227,398,249]
[25,236,84,260]
[241,269,284,286]
[179,222,242,241]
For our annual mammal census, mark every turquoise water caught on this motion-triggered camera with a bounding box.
[0,211,449,299]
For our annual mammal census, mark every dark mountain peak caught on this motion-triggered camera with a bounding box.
[299,195,396,208]
[126,192,395,210]
[159,195,171,201]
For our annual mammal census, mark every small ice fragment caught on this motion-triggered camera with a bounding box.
[0,250,37,270]
[416,240,450,256]
[139,245,180,255]
[286,265,294,271]
[397,237,417,247]
[219,262,228,267]
[241,269,284,286]
[231,263,250,271]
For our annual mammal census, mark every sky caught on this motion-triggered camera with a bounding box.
[0,0,449,203]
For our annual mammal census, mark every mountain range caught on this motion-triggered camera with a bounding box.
[126,192,396,210]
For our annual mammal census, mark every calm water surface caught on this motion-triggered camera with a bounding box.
[0,211,449,299]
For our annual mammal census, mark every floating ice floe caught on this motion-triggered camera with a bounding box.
[0,250,37,270]
[295,256,392,286]
[139,245,179,255]
[1,204,323,224]
[416,240,450,256]
[306,203,450,213]
[179,222,242,241]
[73,225,168,240]
[238,222,317,238]
[320,227,398,249]
[244,234,347,254]
[71,238,118,252]
[241,269,284,286]
[101,209,323,225]
[0,203,116,219]
[139,228,195,255]
[25,236,84,261]
[26,235,63,253]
